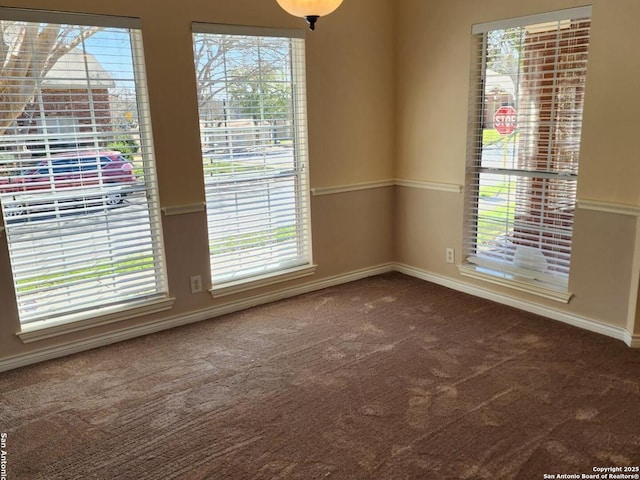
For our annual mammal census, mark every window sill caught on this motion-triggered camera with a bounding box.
[210,264,317,298]
[458,264,573,303]
[17,296,176,344]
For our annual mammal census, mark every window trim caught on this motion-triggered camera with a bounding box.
[0,6,142,29]
[458,264,573,304]
[17,296,176,343]
[192,23,314,291]
[192,22,305,39]
[464,8,591,297]
[471,6,592,34]
[210,264,317,298]
[0,11,170,330]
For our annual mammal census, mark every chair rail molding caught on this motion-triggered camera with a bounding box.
[577,199,640,216]
[311,178,464,196]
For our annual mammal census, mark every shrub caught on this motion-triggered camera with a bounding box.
[107,135,139,161]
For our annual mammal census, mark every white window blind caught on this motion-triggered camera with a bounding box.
[192,26,312,286]
[465,8,591,289]
[0,13,167,326]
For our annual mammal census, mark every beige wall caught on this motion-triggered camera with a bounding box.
[2,0,639,366]
[395,0,640,332]
[0,0,396,361]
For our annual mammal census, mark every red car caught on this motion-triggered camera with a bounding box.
[0,151,137,220]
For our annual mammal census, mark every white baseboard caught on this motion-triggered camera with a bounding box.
[2,260,637,372]
[624,332,640,348]
[395,263,634,347]
[0,263,395,373]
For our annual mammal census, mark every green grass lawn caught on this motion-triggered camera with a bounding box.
[476,178,517,247]
[17,256,154,293]
[483,129,518,146]
[211,225,297,256]
[206,160,272,176]
[476,202,515,246]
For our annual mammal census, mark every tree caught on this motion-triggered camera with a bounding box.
[0,23,291,148]
[0,21,101,136]
[193,34,290,124]
[228,70,291,124]
[486,27,526,97]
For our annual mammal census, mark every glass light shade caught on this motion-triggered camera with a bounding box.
[276,0,343,18]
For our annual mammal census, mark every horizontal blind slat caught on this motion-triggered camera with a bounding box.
[465,12,590,286]
[0,17,166,326]
[193,29,311,287]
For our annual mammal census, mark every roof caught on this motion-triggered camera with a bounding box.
[485,69,515,96]
[42,48,115,89]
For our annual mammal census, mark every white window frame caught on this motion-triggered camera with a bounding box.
[461,7,592,303]
[192,24,315,297]
[0,8,173,339]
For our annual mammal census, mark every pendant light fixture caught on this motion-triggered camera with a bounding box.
[276,0,344,31]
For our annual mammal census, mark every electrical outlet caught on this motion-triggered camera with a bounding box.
[446,248,455,264]
[190,275,203,294]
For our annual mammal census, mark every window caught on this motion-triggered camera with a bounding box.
[0,10,169,329]
[192,25,313,291]
[464,7,591,299]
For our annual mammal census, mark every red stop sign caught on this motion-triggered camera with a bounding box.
[493,106,517,135]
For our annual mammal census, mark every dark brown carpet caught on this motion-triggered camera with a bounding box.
[1,273,640,479]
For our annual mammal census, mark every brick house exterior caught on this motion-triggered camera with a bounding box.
[17,49,115,153]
